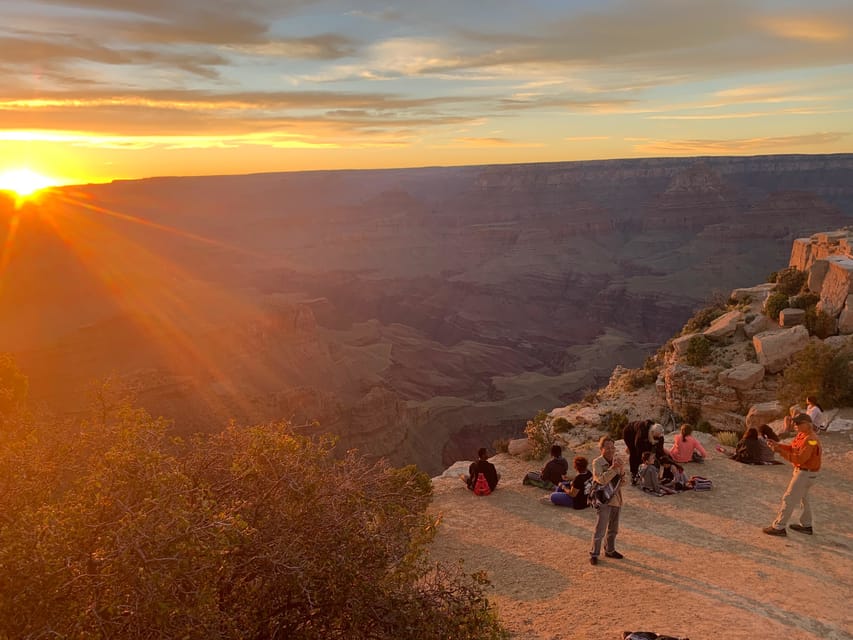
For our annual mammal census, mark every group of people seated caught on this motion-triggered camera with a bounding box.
[732,424,782,464]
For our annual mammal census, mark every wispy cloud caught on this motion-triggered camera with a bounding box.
[633,132,850,156]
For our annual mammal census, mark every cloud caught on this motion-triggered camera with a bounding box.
[632,132,850,155]
[228,34,360,60]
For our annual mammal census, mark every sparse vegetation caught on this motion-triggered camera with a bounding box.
[685,335,712,367]
[778,342,853,409]
[682,303,726,335]
[716,430,740,447]
[764,292,789,321]
[619,367,658,391]
[770,267,807,296]
[581,388,599,404]
[0,363,509,640]
[804,307,837,339]
[600,410,629,440]
[552,417,574,433]
[695,420,713,434]
[524,410,557,459]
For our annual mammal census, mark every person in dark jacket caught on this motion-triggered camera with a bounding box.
[622,419,653,483]
[541,444,569,486]
[733,427,765,464]
[461,448,500,491]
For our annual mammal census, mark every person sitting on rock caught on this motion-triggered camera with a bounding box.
[660,459,689,491]
[524,444,569,490]
[461,447,500,492]
[757,424,782,464]
[638,451,675,495]
[550,456,593,509]
[732,427,765,464]
[668,423,707,464]
[806,396,825,432]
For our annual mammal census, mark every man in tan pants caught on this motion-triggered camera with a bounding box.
[762,413,822,536]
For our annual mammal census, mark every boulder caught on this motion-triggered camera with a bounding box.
[744,314,775,338]
[730,283,776,304]
[746,401,785,429]
[507,438,532,457]
[818,256,853,316]
[826,418,853,433]
[703,310,744,341]
[752,325,810,373]
[779,307,806,328]
[718,362,765,390]
[839,309,853,335]
[807,259,830,293]
[672,333,699,356]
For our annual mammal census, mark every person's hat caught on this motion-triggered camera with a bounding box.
[792,413,813,424]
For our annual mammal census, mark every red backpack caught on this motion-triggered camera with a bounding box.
[473,472,491,496]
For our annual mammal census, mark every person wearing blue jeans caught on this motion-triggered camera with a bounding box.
[589,435,626,564]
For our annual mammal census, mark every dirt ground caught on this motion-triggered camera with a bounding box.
[429,429,853,640]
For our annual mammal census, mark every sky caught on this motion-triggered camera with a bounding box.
[1,0,852,185]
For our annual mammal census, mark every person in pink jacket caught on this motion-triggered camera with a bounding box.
[668,423,707,464]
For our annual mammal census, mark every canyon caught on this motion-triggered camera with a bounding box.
[1,154,851,473]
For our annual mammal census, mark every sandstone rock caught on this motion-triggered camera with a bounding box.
[827,418,853,433]
[808,259,830,293]
[572,407,602,426]
[779,307,806,327]
[673,333,699,355]
[824,334,853,351]
[703,310,744,340]
[730,283,776,304]
[818,256,853,315]
[744,314,775,338]
[718,362,765,390]
[746,401,785,429]
[753,325,810,373]
[788,237,813,271]
[507,438,532,457]
[838,309,853,335]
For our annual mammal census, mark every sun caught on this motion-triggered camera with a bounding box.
[0,168,59,199]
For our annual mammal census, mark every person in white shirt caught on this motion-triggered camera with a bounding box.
[806,396,825,432]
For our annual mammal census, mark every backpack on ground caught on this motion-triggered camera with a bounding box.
[687,475,712,491]
[473,472,492,496]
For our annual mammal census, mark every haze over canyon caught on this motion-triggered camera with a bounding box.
[2,154,851,473]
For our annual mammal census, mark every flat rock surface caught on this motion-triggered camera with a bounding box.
[430,431,853,640]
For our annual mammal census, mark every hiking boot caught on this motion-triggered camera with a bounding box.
[762,526,787,536]
[789,524,814,535]
[589,556,598,565]
[605,551,624,559]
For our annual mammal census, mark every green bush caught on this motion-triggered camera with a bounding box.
[682,304,725,335]
[685,335,712,367]
[778,342,853,409]
[621,368,657,390]
[0,397,508,639]
[764,292,789,321]
[771,267,807,296]
[600,410,629,440]
[524,410,557,459]
[552,417,574,433]
[804,308,837,339]
[789,292,820,310]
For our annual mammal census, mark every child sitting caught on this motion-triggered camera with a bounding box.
[638,451,675,496]
[660,459,688,491]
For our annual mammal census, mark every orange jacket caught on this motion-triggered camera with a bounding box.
[776,431,821,471]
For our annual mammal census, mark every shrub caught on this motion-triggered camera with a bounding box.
[716,431,740,447]
[804,308,837,339]
[0,399,509,639]
[552,417,574,433]
[524,410,557,459]
[772,267,807,296]
[581,388,599,404]
[600,410,629,440]
[764,292,789,321]
[778,342,853,409]
[789,292,820,310]
[685,335,712,367]
[620,368,657,390]
[682,304,725,335]
[695,420,713,434]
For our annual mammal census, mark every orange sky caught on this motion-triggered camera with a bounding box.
[1,0,852,186]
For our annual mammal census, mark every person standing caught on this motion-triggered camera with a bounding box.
[762,414,822,536]
[589,435,626,564]
[622,419,652,484]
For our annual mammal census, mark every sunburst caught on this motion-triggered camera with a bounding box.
[0,168,59,201]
